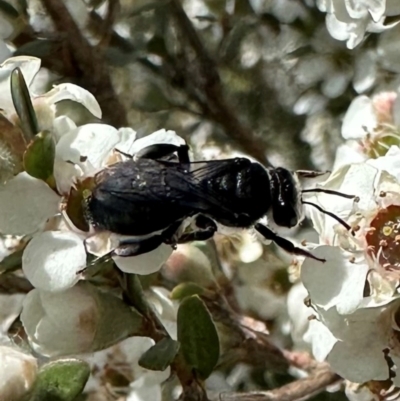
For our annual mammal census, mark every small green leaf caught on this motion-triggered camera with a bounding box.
[0,247,23,272]
[14,39,56,59]
[30,359,90,401]
[23,131,55,182]
[139,337,180,371]
[170,282,205,300]
[177,295,219,380]
[11,67,38,141]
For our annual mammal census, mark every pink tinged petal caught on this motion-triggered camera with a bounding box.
[21,285,98,356]
[22,231,86,291]
[113,244,173,275]
[42,83,102,118]
[342,95,377,139]
[301,246,369,314]
[0,56,41,114]
[0,172,60,235]
[333,143,367,170]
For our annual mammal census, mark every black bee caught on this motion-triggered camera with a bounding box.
[84,143,352,261]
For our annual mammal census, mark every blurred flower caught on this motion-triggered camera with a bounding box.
[21,282,143,356]
[0,345,38,401]
[335,91,400,168]
[84,336,170,401]
[317,0,400,49]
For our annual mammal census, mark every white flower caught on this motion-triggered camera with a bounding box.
[2,128,183,292]
[335,91,399,168]
[0,172,60,236]
[301,146,400,385]
[20,282,143,356]
[0,56,101,134]
[317,0,400,49]
[0,346,38,401]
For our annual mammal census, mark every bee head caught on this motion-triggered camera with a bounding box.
[269,167,302,228]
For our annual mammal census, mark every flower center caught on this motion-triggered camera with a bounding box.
[366,205,400,269]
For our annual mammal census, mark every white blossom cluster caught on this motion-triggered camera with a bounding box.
[288,83,400,397]
[0,56,182,400]
[317,0,400,49]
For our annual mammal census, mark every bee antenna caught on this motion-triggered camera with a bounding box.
[301,188,355,199]
[302,200,352,231]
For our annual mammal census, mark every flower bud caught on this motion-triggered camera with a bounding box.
[0,346,37,401]
[21,282,144,356]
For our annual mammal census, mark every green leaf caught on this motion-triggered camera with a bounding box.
[23,131,55,182]
[14,39,56,59]
[139,337,180,371]
[11,67,38,141]
[30,359,90,401]
[0,247,24,272]
[170,282,205,300]
[177,295,219,380]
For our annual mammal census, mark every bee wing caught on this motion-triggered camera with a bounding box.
[166,158,251,215]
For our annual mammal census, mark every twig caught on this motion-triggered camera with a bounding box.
[168,0,270,166]
[211,364,341,401]
[40,0,128,127]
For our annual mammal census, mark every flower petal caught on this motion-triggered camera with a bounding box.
[341,95,377,139]
[42,83,102,118]
[125,129,186,155]
[113,244,173,275]
[0,173,60,235]
[0,346,38,401]
[21,284,98,356]
[303,318,337,362]
[22,231,86,291]
[301,246,369,314]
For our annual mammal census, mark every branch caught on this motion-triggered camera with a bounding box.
[168,0,270,166]
[211,364,341,401]
[40,0,128,127]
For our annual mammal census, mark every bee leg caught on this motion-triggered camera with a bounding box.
[113,235,164,257]
[115,220,186,257]
[254,223,326,262]
[134,143,190,163]
[177,215,217,243]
